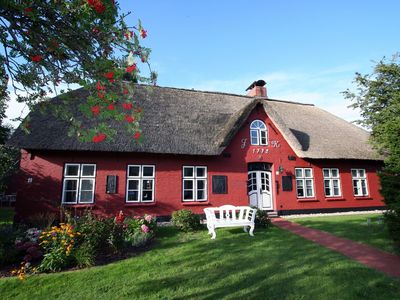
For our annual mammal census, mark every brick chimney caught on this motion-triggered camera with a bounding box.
[246,80,267,97]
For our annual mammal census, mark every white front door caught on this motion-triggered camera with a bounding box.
[248,171,273,210]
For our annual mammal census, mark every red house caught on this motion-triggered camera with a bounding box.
[9,80,385,220]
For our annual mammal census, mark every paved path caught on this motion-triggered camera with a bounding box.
[272,218,400,278]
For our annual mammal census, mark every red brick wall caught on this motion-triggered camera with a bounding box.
[15,105,384,219]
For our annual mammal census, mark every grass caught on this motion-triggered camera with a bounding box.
[291,213,397,254]
[1,226,399,299]
[0,208,14,225]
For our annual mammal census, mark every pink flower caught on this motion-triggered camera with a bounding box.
[141,224,150,233]
[145,215,153,223]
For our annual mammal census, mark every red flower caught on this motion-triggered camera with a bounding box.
[88,0,106,14]
[126,64,136,73]
[133,132,141,139]
[115,211,125,224]
[96,81,105,91]
[140,29,147,39]
[108,104,115,110]
[24,7,33,15]
[92,133,106,143]
[123,88,129,95]
[124,31,133,40]
[135,107,142,113]
[91,105,100,116]
[125,115,135,123]
[103,71,114,80]
[31,55,42,62]
[122,102,133,110]
[92,27,100,34]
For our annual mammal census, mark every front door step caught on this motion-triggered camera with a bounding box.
[267,211,279,218]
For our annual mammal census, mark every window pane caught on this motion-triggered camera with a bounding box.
[80,191,93,203]
[324,180,331,196]
[333,187,340,196]
[331,169,339,178]
[82,165,95,176]
[351,170,357,177]
[260,131,267,145]
[65,165,79,176]
[81,179,93,191]
[359,169,365,178]
[306,188,313,197]
[361,180,367,195]
[295,169,303,178]
[142,190,153,201]
[64,191,77,203]
[297,188,304,197]
[197,190,206,200]
[127,191,139,201]
[183,190,193,200]
[128,166,140,177]
[65,179,78,190]
[353,180,359,195]
[250,130,258,145]
[197,180,205,190]
[323,169,330,178]
[184,180,193,190]
[183,167,194,177]
[305,179,313,188]
[305,169,312,178]
[196,167,206,178]
[128,179,139,190]
[142,179,153,190]
[142,166,154,177]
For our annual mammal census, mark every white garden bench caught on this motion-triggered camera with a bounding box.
[204,205,257,239]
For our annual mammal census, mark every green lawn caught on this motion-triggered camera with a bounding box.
[291,213,396,254]
[1,226,399,299]
[0,208,14,225]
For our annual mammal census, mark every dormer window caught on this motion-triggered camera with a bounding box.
[250,120,268,145]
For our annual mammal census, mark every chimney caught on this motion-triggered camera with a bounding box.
[246,80,267,97]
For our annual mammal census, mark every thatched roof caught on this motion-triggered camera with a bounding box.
[8,84,382,160]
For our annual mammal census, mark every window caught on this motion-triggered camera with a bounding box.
[250,120,268,145]
[62,164,96,204]
[351,169,368,196]
[323,168,341,197]
[126,165,155,202]
[295,168,314,198]
[182,166,207,201]
[212,176,227,194]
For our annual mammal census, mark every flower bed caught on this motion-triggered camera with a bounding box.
[0,211,157,280]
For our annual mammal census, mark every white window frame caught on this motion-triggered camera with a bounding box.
[62,163,96,204]
[295,168,315,198]
[351,168,369,197]
[182,166,208,202]
[250,120,268,146]
[323,168,342,197]
[126,165,155,203]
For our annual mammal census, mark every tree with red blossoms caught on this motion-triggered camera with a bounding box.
[0,0,157,143]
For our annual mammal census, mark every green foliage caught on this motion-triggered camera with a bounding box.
[0,224,21,266]
[0,124,19,192]
[171,209,201,232]
[343,54,400,251]
[124,214,156,247]
[255,209,272,229]
[0,0,156,142]
[72,242,95,268]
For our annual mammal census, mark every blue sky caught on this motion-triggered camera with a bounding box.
[5,0,400,125]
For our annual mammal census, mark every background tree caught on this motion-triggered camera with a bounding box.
[0,0,157,143]
[343,54,400,251]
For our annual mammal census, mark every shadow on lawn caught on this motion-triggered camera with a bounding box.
[132,226,400,300]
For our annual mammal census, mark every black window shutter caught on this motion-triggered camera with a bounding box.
[212,176,227,194]
[282,176,293,191]
[106,175,118,194]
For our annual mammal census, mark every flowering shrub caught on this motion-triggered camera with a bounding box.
[124,214,157,247]
[171,210,201,232]
[38,223,80,272]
